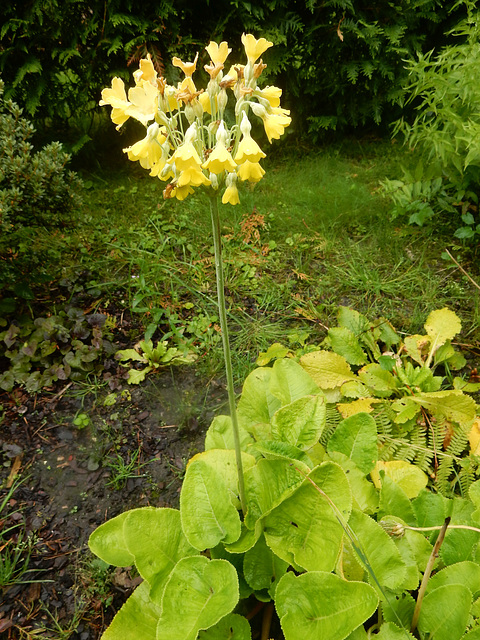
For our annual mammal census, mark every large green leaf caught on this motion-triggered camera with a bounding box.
[269,358,320,405]
[244,458,304,530]
[198,613,251,639]
[377,475,417,525]
[275,571,378,640]
[204,415,255,455]
[426,561,480,597]
[375,622,416,639]
[424,308,462,356]
[328,452,379,514]
[88,510,134,566]
[180,459,241,550]
[243,534,288,593]
[271,394,326,449]
[358,363,398,398]
[348,509,407,591]
[371,461,428,499]
[441,498,480,565]
[102,581,160,640]
[418,584,472,640]
[399,390,476,427]
[122,507,198,584]
[264,462,352,572]
[327,412,378,474]
[156,556,239,640]
[326,326,368,365]
[300,351,358,390]
[237,367,281,430]
[187,449,256,509]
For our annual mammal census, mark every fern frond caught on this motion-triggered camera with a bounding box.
[321,404,342,446]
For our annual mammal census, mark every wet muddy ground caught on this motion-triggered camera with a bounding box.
[0,368,227,638]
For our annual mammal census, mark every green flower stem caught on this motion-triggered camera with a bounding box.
[411,517,450,634]
[209,194,247,515]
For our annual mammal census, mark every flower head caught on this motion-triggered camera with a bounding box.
[126,82,159,126]
[234,112,266,164]
[206,41,231,65]
[237,160,265,183]
[222,173,240,205]
[202,121,236,174]
[133,54,157,87]
[99,78,131,129]
[241,34,273,63]
[172,53,199,77]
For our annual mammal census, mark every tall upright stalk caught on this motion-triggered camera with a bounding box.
[209,195,247,514]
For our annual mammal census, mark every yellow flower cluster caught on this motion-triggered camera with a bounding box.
[99,34,291,204]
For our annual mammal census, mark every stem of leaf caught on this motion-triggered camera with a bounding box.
[410,517,450,634]
[209,195,247,514]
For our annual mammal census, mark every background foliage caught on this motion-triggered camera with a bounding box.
[0,0,475,144]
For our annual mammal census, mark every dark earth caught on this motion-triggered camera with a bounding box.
[0,355,228,638]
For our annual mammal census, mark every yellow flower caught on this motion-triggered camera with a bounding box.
[234,112,266,164]
[123,123,167,170]
[241,33,273,63]
[126,82,159,126]
[202,122,236,174]
[251,103,291,142]
[206,41,231,65]
[172,185,195,201]
[222,173,240,205]
[171,142,202,171]
[172,53,199,77]
[199,91,216,115]
[237,160,265,183]
[177,167,211,188]
[99,77,131,129]
[256,85,282,108]
[263,110,291,142]
[133,54,157,86]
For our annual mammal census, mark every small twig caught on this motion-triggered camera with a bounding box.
[411,517,450,634]
[444,249,480,292]
[47,381,74,404]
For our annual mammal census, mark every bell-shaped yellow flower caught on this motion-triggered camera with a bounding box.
[202,122,236,175]
[234,112,266,164]
[172,185,195,201]
[222,172,240,205]
[251,103,291,143]
[99,77,131,129]
[126,82,159,126]
[177,166,211,188]
[123,123,167,170]
[172,53,199,77]
[237,160,265,183]
[256,85,282,108]
[206,41,231,65]
[241,33,273,63]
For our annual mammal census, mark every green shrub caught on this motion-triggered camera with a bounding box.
[383,7,480,239]
[0,79,82,233]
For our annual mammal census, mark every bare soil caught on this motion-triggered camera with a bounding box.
[0,368,227,639]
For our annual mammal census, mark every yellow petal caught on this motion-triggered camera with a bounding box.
[202,144,236,174]
[236,160,265,183]
[222,184,240,205]
[234,135,266,164]
[205,41,231,65]
[241,33,273,63]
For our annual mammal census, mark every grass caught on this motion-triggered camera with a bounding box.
[5,138,480,387]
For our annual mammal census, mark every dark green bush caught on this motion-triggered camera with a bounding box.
[0,79,82,233]
[0,0,474,140]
